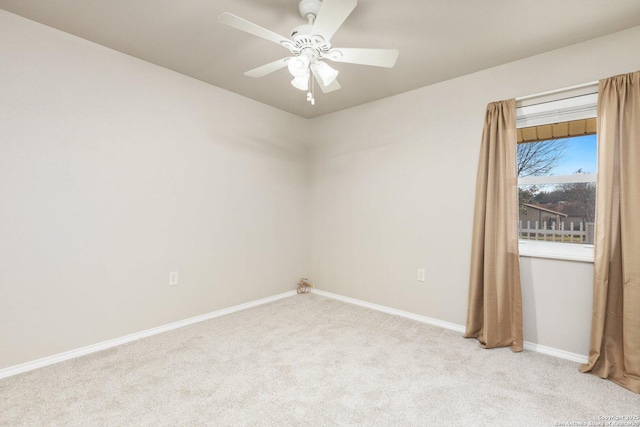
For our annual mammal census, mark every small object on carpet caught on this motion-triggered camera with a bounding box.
[297,278,313,294]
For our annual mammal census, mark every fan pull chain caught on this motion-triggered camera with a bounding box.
[307,71,315,105]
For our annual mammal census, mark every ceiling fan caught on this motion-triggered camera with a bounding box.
[219,0,399,105]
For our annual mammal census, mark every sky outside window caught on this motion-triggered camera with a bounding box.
[547,134,597,176]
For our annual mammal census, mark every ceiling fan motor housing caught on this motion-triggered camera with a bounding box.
[289,24,331,57]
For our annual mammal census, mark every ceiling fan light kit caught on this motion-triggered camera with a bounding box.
[219,0,399,105]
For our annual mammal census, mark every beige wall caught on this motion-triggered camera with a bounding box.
[0,10,310,369]
[520,258,593,353]
[309,26,640,356]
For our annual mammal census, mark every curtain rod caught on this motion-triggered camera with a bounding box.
[516,81,598,102]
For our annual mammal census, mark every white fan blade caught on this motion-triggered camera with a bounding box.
[311,66,341,93]
[325,48,399,68]
[245,58,289,78]
[311,0,357,42]
[219,12,292,46]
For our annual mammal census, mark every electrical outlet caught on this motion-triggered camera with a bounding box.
[417,268,426,282]
[169,271,179,286]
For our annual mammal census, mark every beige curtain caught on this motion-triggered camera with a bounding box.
[465,99,523,352]
[579,70,640,393]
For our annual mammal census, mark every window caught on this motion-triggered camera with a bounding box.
[515,85,598,262]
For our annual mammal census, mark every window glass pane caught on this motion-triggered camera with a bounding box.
[517,134,597,178]
[517,133,597,245]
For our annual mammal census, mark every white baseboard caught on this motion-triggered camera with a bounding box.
[311,289,466,333]
[523,342,588,364]
[0,290,297,380]
[312,289,589,364]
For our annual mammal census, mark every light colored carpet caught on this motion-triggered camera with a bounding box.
[1,293,638,426]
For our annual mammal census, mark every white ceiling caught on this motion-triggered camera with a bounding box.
[2,0,640,118]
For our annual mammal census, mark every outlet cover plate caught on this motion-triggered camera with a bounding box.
[169,271,179,286]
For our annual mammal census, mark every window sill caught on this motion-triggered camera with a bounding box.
[518,240,594,263]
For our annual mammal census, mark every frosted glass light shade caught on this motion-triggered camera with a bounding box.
[291,74,309,91]
[287,56,310,78]
[315,61,338,86]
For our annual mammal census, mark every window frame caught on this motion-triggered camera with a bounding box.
[515,84,598,263]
